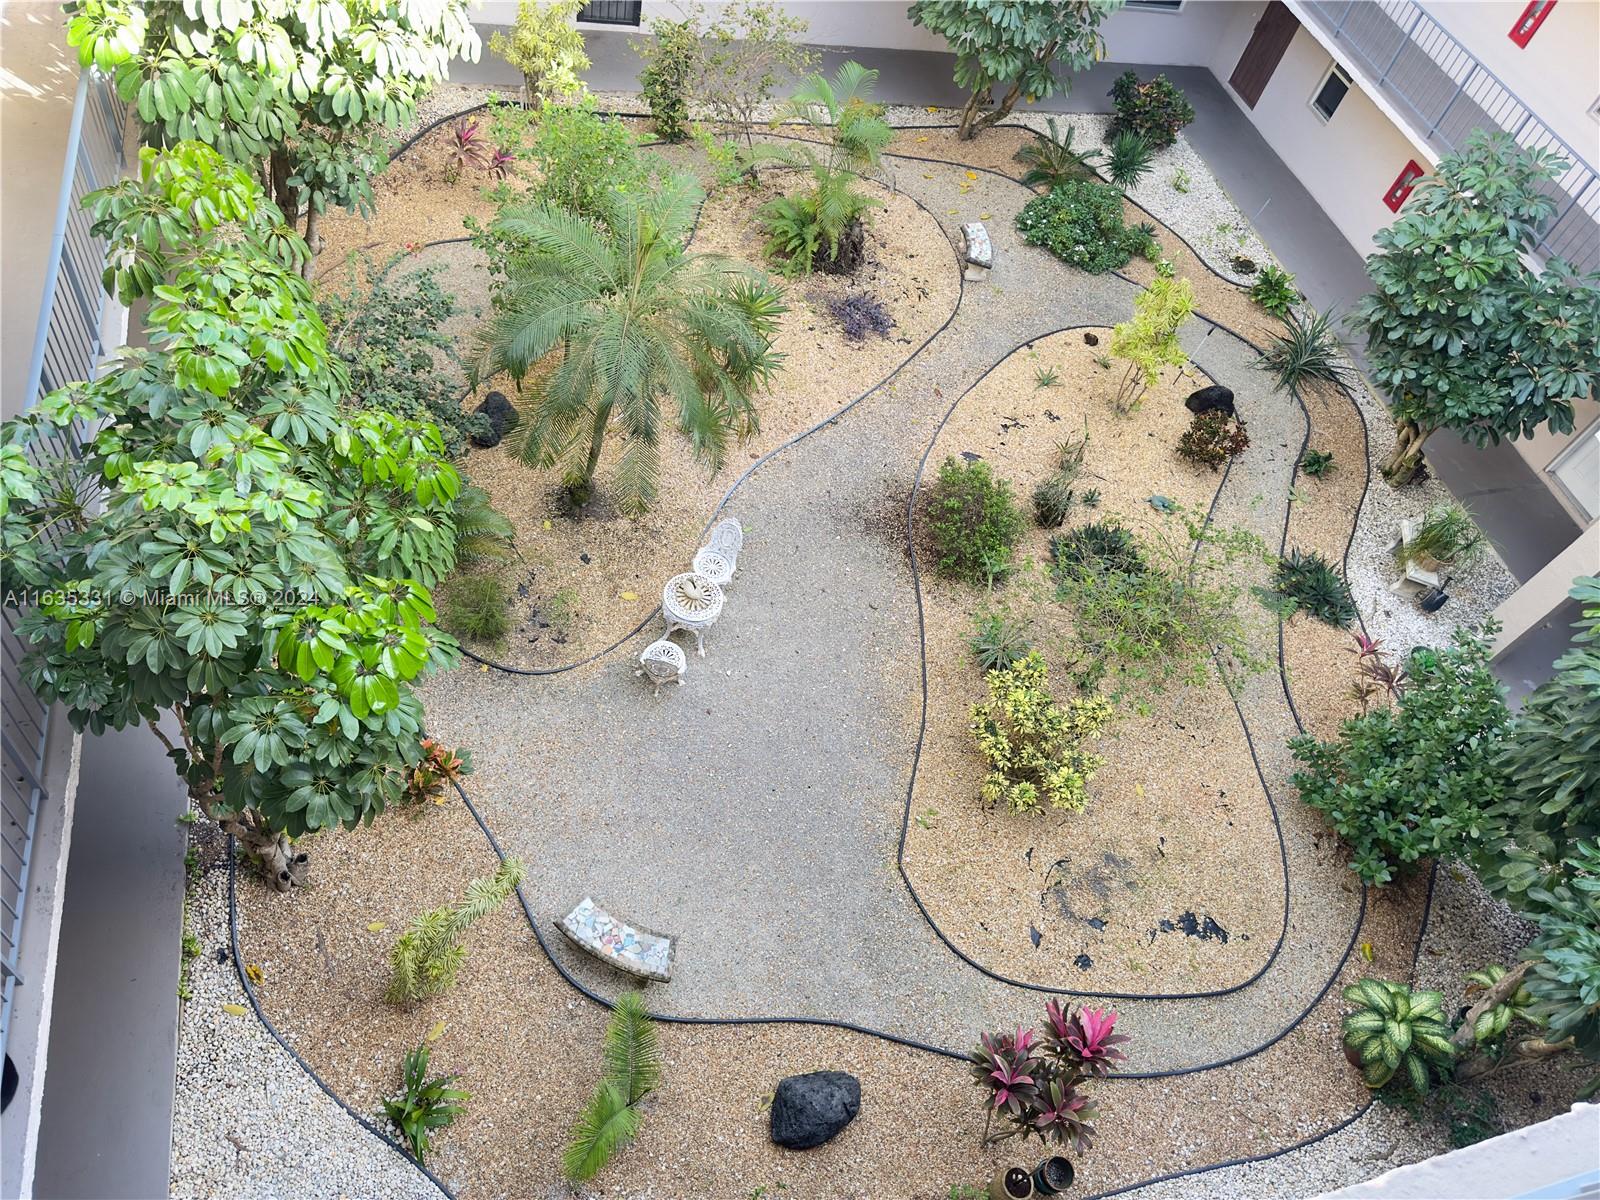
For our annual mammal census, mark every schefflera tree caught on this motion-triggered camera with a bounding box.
[0,144,465,890]
[65,0,481,267]
[1355,130,1600,484]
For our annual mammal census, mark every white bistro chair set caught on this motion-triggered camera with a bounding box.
[634,516,743,694]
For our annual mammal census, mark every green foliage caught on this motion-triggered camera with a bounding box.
[1104,131,1154,191]
[970,611,1031,672]
[1463,964,1537,1045]
[1300,448,1335,479]
[438,574,511,645]
[1033,364,1063,389]
[449,485,516,569]
[0,145,466,884]
[66,0,479,241]
[1354,131,1600,473]
[1290,625,1511,885]
[1015,118,1100,188]
[489,0,590,108]
[565,991,662,1181]
[1016,178,1153,274]
[1168,168,1190,194]
[1248,264,1299,318]
[475,177,786,514]
[1256,308,1355,402]
[1267,549,1357,628]
[1032,473,1078,528]
[384,1043,468,1164]
[527,100,656,227]
[1484,579,1600,900]
[1397,504,1484,569]
[1108,70,1195,150]
[1341,979,1455,1093]
[635,17,698,142]
[908,1,1123,138]
[1520,842,1600,1061]
[386,858,526,1004]
[692,124,751,193]
[1176,410,1249,470]
[683,0,817,154]
[1110,270,1194,412]
[926,457,1025,586]
[323,255,480,457]
[1052,511,1269,701]
[758,61,892,275]
[970,652,1114,814]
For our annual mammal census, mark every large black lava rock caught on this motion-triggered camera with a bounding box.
[1184,384,1236,420]
[470,390,517,448]
[769,1071,860,1149]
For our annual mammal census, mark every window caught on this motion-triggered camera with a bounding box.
[1590,94,1600,124]
[576,1,641,26]
[1311,62,1352,121]
[1549,420,1600,521]
[1509,0,1556,46]
[1384,160,1426,212]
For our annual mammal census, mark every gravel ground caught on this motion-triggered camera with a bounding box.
[170,827,443,1200]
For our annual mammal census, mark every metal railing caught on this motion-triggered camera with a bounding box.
[1301,0,1600,273]
[2,68,127,1061]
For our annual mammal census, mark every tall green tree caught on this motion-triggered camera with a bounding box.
[0,144,465,888]
[907,0,1123,140]
[1354,131,1600,483]
[474,176,786,514]
[65,0,480,267]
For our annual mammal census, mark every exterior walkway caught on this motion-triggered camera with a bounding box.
[460,29,1581,589]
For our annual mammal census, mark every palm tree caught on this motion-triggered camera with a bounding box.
[475,175,786,514]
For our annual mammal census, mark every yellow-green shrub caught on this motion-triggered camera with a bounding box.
[970,652,1113,814]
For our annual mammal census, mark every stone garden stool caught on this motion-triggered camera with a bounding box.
[960,221,992,281]
[661,571,724,656]
[558,897,674,982]
[635,638,686,695]
[691,547,733,588]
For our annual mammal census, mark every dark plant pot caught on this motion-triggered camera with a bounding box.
[1033,1156,1075,1195]
[1418,586,1450,613]
[990,1165,1036,1200]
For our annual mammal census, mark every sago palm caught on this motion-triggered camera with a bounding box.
[475,175,786,514]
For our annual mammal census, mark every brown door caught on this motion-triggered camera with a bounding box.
[1230,2,1300,108]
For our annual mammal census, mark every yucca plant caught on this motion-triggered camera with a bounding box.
[1398,503,1485,570]
[1341,978,1455,1093]
[1105,130,1155,191]
[386,858,526,1004]
[383,1043,468,1164]
[474,177,787,514]
[969,611,1030,671]
[1015,117,1100,188]
[1255,308,1356,402]
[564,990,662,1182]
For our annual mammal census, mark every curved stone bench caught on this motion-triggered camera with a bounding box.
[558,897,674,982]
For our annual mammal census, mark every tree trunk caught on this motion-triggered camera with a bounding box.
[1450,961,1532,1053]
[301,203,321,280]
[976,82,1024,133]
[957,90,986,141]
[819,218,866,276]
[1455,1035,1572,1084]
[567,404,611,510]
[268,147,294,222]
[1381,418,1431,485]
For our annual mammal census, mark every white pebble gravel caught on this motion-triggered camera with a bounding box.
[170,830,444,1200]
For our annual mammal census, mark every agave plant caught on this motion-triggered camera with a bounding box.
[1341,978,1455,1093]
[969,611,1030,672]
[1015,117,1101,189]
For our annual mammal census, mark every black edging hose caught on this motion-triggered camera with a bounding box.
[225,843,459,1200]
[214,99,1441,1196]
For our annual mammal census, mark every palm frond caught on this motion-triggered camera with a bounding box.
[562,1081,640,1182]
[451,485,515,567]
[602,990,662,1105]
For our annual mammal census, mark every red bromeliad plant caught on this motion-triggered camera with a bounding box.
[969,1002,1128,1150]
[488,147,516,179]
[404,738,473,805]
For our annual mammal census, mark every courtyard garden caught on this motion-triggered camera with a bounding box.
[10,2,1599,1197]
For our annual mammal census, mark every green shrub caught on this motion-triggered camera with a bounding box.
[1105,131,1154,190]
[1015,178,1154,274]
[1108,71,1195,150]
[1300,448,1335,478]
[970,652,1113,814]
[926,457,1025,586]
[1248,264,1299,318]
[451,485,516,568]
[439,574,512,644]
[565,991,661,1182]
[1015,117,1100,188]
[1341,980,1455,1093]
[1268,549,1357,628]
[1398,504,1485,570]
[1054,512,1269,700]
[386,858,526,1004]
[383,1043,469,1164]
[529,100,656,224]
[969,611,1030,672]
[636,18,697,142]
[1177,410,1249,470]
[1290,624,1511,885]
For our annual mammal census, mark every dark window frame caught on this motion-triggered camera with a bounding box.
[1311,61,1352,121]
[576,1,642,27]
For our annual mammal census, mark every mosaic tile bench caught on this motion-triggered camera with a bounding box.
[558,896,675,982]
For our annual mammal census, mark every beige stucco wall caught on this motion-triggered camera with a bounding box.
[1513,395,1600,522]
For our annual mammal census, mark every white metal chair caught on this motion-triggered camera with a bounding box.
[635,638,686,694]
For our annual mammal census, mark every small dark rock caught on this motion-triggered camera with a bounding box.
[959,450,982,463]
[1029,924,1042,948]
[1083,332,1100,346]
[1073,953,1093,970]
[1184,385,1236,420]
[770,1071,860,1149]
[470,390,517,448]
[579,552,591,564]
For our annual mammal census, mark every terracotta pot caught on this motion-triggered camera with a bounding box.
[990,1165,1035,1200]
